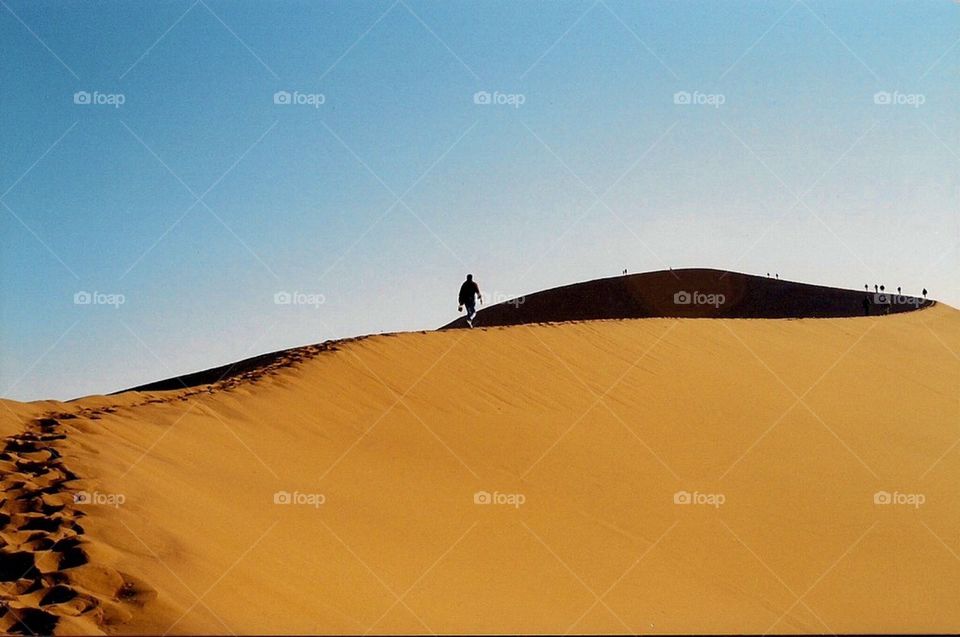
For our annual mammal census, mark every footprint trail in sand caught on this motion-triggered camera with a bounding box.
[0,415,153,635]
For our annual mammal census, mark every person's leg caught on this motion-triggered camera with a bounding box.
[466,304,475,324]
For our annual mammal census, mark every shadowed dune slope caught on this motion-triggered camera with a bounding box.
[442,268,931,329]
[0,306,957,634]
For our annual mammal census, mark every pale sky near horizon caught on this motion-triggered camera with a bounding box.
[1,0,958,401]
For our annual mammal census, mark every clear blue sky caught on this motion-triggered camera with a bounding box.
[2,0,957,401]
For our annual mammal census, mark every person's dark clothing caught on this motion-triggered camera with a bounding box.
[459,280,480,306]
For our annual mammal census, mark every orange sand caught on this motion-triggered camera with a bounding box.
[1,305,958,634]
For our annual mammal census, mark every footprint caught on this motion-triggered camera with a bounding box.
[58,546,89,570]
[18,514,64,533]
[0,551,39,582]
[39,584,78,606]
[3,607,59,635]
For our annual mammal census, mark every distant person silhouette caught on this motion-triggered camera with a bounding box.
[864,284,869,291]
[897,286,901,295]
[874,284,878,293]
[923,288,928,299]
[458,274,482,328]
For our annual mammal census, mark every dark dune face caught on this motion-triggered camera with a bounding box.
[441,268,932,329]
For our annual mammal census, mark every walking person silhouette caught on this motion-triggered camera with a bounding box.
[458,274,483,328]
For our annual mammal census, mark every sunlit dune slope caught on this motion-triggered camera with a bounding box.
[442,268,930,328]
[1,304,958,634]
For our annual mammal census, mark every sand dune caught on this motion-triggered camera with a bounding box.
[0,278,957,634]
